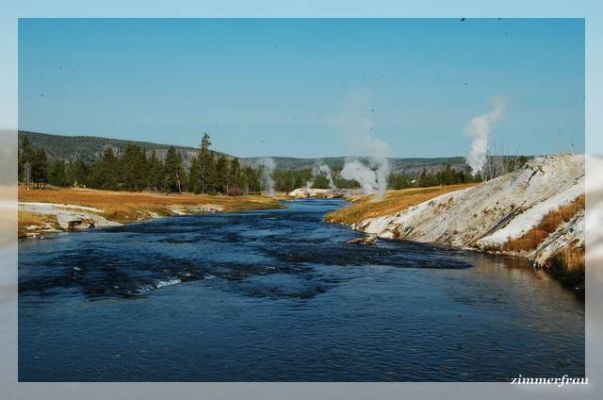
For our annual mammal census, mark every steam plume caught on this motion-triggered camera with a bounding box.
[464,96,506,175]
[334,90,390,201]
[257,157,276,196]
[310,163,336,190]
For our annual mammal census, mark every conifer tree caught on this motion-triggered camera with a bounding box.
[48,159,67,186]
[215,154,229,194]
[148,151,164,191]
[99,148,119,189]
[30,149,48,184]
[197,133,213,194]
[229,158,241,195]
[164,146,183,193]
[188,157,200,193]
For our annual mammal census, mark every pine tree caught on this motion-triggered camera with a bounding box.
[229,158,241,195]
[148,151,164,191]
[48,159,67,186]
[188,157,200,193]
[121,144,148,190]
[18,136,34,182]
[66,159,88,187]
[164,146,183,193]
[197,133,213,194]
[215,154,229,194]
[30,149,48,185]
[99,148,119,189]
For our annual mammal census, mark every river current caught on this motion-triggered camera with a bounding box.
[18,199,584,381]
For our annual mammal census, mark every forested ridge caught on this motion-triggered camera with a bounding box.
[19,131,527,194]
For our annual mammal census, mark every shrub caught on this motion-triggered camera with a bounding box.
[503,195,584,252]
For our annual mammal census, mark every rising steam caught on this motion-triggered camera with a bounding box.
[257,157,276,196]
[334,90,390,201]
[309,163,336,190]
[464,96,506,175]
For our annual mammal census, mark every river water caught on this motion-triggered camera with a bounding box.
[18,199,584,381]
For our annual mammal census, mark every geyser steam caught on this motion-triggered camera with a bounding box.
[335,90,390,201]
[464,96,506,175]
[310,164,336,190]
[340,158,389,199]
[257,157,276,196]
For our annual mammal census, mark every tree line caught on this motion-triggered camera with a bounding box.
[18,133,264,195]
[18,133,528,194]
[388,164,477,189]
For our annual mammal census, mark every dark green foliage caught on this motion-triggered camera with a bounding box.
[17,132,262,195]
[228,158,242,195]
[18,130,198,163]
[188,157,201,193]
[164,146,183,193]
[18,136,49,185]
[48,159,68,186]
[121,144,149,190]
[214,155,229,194]
[65,159,89,187]
[18,136,33,182]
[30,149,48,183]
[392,163,481,189]
[147,151,164,191]
[93,148,119,190]
[272,169,312,193]
[196,133,214,194]
[18,131,523,194]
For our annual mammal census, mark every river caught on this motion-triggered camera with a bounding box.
[18,199,584,381]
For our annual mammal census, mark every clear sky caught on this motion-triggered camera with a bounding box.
[18,18,584,158]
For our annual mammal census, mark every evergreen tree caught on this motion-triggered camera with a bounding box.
[197,133,214,194]
[66,159,88,187]
[188,157,200,193]
[214,154,229,194]
[18,136,34,182]
[148,151,164,191]
[164,146,183,193]
[98,148,119,189]
[121,144,148,190]
[228,158,241,195]
[30,149,48,184]
[48,159,67,186]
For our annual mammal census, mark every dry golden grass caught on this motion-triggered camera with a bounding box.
[503,195,585,252]
[19,186,283,224]
[553,245,585,272]
[17,211,59,238]
[549,245,585,290]
[325,184,477,225]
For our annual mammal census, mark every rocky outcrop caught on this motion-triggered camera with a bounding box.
[532,211,584,268]
[288,187,361,199]
[353,155,585,271]
[18,202,120,231]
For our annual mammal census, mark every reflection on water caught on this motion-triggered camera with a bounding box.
[19,199,584,381]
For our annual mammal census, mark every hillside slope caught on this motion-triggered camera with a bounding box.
[21,131,487,175]
[341,155,585,287]
[19,130,202,167]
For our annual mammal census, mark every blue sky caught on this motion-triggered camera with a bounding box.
[18,18,584,158]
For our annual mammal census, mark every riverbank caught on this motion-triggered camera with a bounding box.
[326,155,585,293]
[18,186,283,239]
[19,197,585,381]
[325,184,477,225]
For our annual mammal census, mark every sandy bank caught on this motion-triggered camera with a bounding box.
[18,186,283,239]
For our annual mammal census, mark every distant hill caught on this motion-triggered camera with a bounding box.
[19,131,208,168]
[20,130,474,175]
[245,156,468,175]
